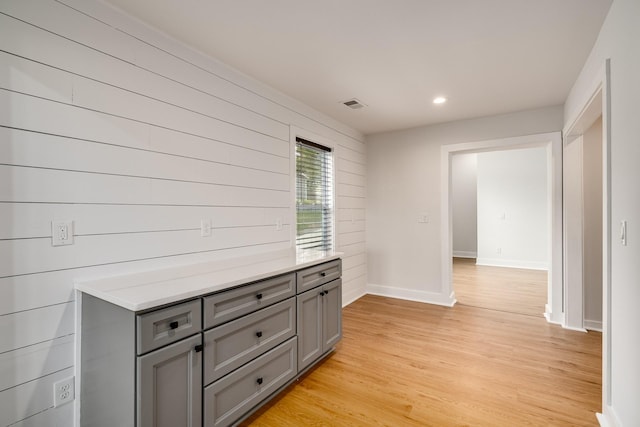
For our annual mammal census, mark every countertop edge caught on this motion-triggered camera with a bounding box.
[76,252,342,312]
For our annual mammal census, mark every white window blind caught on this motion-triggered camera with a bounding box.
[295,137,333,251]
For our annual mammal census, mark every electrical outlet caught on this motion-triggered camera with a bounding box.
[51,220,74,246]
[275,217,283,231]
[200,219,212,237]
[53,376,75,407]
[496,247,502,254]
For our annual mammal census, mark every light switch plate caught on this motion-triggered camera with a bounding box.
[200,219,212,237]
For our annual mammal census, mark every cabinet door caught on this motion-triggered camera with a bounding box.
[296,287,323,371]
[137,334,202,427]
[322,279,342,353]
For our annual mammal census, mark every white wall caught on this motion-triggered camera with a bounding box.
[366,106,563,303]
[0,0,366,425]
[451,153,477,258]
[564,0,640,424]
[582,117,603,329]
[476,147,548,269]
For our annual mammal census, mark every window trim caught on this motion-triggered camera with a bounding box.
[290,127,336,252]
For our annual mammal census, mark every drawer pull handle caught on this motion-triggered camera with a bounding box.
[169,321,179,330]
[320,272,327,277]
[256,331,263,338]
[194,344,204,353]
[256,377,263,385]
[256,293,263,300]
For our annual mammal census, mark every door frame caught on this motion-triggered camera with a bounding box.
[440,131,563,323]
[563,59,611,420]
[562,135,586,332]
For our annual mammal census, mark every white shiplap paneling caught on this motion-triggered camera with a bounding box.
[0,1,366,425]
[0,202,289,240]
[0,303,74,354]
[0,368,74,426]
[0,335,74,392]
[0,127,289,191]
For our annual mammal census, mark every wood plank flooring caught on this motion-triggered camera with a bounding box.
[242,294,602,426]
[453,257,548,317]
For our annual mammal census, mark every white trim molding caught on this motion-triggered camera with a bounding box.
[563,59,611,416]
[367,284,456,307]
[342,287,366,308]
[583,320,603,332]
[475,258,548,271]
[596,405,622,427]
[452,251,477,259]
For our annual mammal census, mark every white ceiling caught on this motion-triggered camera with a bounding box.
[104,0,612,135]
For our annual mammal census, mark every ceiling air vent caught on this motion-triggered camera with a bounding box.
[342,98,366,110]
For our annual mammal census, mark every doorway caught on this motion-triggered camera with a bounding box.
[451,147,550,317]
[440,132,563,323]
[563,60,610,421]
[563,116,603,331]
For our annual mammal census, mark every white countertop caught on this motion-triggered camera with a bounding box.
[75,249,342,312]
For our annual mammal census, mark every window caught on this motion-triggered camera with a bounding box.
[295,137,334,252]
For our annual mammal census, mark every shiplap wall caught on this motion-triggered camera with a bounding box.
[0,0,366,425]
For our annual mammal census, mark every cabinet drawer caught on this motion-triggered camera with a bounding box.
[204,298,295,385]
[296,259,342,293]
[204,273,295,328]
[204,337,297,427]
[137,299,202,355]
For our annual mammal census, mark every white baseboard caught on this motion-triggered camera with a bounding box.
[584,319,603,332]
[452,251,477,259]
[543,303,563,325]
[342,287,366,308]
[563,324,588,333]
[597,405,622,427]
[475,258,548,270]
[366,283,456,307]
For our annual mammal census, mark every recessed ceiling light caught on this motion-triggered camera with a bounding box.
[433,96,447,104]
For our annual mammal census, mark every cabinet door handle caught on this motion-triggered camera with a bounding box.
[256,293,263,300]
[319,291,326,296]
[256,331,263,338]
[169,321,179,330]
[256,377,263,385]
[320,272,327,277]
[194,344,204,353]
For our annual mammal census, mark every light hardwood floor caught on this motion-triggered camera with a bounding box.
[243,294,602,426]
[453,257,548,317]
